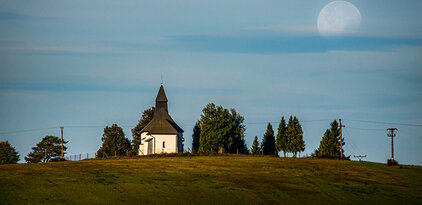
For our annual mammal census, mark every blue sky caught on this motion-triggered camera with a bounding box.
[0,0,421,164]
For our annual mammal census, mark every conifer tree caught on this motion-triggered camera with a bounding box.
[313,120,346,159]
[25,136,68,163]
[285,116,294,157]
[251,136,260,155]
[293,116,305,157]
[261,123,276,155]
[276,117,288,157]
[0,141,20,164]
[191,121,201,153]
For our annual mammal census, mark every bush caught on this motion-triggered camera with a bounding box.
[49,157,66,162]
[387,159,399,166]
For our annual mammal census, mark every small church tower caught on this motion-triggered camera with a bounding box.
[138,85,184,155]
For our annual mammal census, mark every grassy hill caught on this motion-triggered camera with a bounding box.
[1,155,421,204]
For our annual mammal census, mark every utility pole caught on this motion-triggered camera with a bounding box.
[387,128,397,161]
[353,155,367,161]
[339,119,345,159]
[60,126,64,159]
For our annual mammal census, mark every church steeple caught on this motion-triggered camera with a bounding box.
[155,85,168,114]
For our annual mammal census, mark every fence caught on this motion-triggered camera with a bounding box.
[65,152,96,161]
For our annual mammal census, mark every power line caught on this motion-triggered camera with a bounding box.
[2,118,418,136]
[179,119,333,127]
[0,125,134,136]
[245,119,333,125]
[347,126,386,131]
[0,127,59,135]
[343,129,363,154]
[344,119,422,127]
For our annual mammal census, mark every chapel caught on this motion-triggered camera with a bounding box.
[138,85,184,155]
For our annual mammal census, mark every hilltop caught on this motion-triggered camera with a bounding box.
[1,155,421,204]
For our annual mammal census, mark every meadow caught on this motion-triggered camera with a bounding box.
[0,155,421,204]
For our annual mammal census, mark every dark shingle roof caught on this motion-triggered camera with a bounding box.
[140,85,183,134]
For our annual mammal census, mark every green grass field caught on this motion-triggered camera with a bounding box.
[1,155,421,204]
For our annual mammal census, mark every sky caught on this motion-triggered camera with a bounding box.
[0,0,421,164]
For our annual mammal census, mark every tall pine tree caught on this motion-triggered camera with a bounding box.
[251,136,260,155]
[191,121,201,153]
[276,117,288,157]
[285,116,294,157]
[293,116,305,157]
[261,123,276,155]
[313,120,346,159]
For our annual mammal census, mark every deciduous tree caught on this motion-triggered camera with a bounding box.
[97,124,131,158]
[198,103,248,154]
[131,107,155,149]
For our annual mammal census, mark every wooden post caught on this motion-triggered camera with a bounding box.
[339,119,345,159]
[60,127,64,159]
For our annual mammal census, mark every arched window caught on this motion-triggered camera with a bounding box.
[163,141,165,148]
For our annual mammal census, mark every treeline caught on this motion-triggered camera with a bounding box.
[0,103,349,164]
[191,104,305,156]
[250,116,305,157]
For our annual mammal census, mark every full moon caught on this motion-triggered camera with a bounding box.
[317,1,362,36]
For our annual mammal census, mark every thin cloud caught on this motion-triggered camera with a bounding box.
[169,34,422,54]
[0,46,120,56]
[245,25,319,35]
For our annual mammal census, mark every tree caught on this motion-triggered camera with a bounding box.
[285,116,294,157]
[0,141,20,164]
[251,136,260,155]
[198,103,248,154]
[261,123,276,155]
[191,121,201,153]
[130,107,155,155]
[25,136,68,163]
[313,120,346,159]
[97,124,131,158]
[276,117,288,157]
[293,116,305,157]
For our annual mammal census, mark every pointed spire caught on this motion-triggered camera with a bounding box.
[156,85,168,102]
[155,85,168,114]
